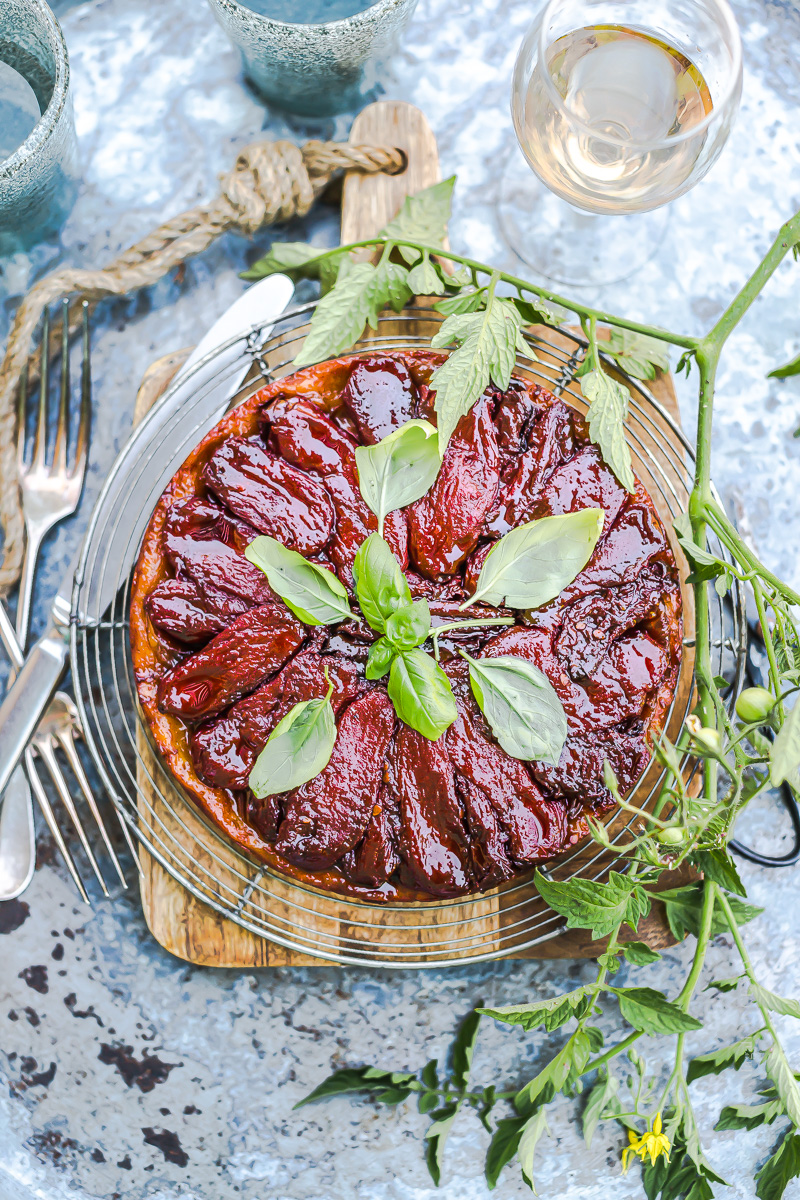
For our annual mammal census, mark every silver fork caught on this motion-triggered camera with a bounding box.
[4,301,133,900]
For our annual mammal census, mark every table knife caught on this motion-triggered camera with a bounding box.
[0,272,294,800]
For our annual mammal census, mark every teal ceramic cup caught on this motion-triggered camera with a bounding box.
[0,0,78,245]
[207,0,419,117]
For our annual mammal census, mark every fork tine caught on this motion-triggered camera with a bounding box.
[32,308,49,469]
[53,299,70,473]
[72,301,91,480]
[25,748,90,904]
[57,726,128,889]
[36,740,110,898]
[16,363,28,472]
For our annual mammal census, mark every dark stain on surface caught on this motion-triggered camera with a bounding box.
[117,1154,132,1170]
[0,899,30,934]
[51,943,64,961]
[98,1042,181,1092]
[28,1129,77,1164]
[183,1104,199,1115]
[23,1007,40,1027]
[20,1057,57,1088]
[18,965,48,994]
[64,993,104,1026]
[91,1148,106,1162]
[142,1127,189,1167]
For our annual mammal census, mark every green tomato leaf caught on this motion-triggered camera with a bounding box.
[515,1036,585,1116]
[407,255,447,295]
[461,651,568,764]
[518,1107,550,1192]
[386,599,431,651]
[716,1100,783,1131]
[240,240,340,284]
[381,176,456,264]
[245,536,352,625]
[435,287,487,315]
[365,637,396,680]
[352,532,412,633]
[485,1116,526,1190]
[451,1009,481,1090]
[622,941,662,966]
[294,1065,395,1108]
[534,869,650,940]
[604,328,670,380]
[579,367,636,492]
[691,848,747,897]
[705,976,742,993]
[469,509,604,609]
[248,690,336,799]
[659,883,762,941]
[294,258,412,367]
[608,986,703,1035]
[478,986,592,1034]
[355,419,442,531]
[771,702,800,788]
[755,1133,800,1200]
[768,351,800,379]
[582,1072,618,1149]
[388,648,458,741]
[424,1101,459,1187]
[686,1033,761,1083]
[751,981,800,1021]
[430,289,532,452]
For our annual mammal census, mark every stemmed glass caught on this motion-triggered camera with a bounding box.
[498,0,743,286]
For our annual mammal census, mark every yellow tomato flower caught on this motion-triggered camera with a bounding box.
[621,1113,671,1172]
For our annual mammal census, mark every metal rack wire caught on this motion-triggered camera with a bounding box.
[70,304,747,967]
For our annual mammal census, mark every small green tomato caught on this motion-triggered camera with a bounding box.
[735,686,776,724]
[656,826,685,846]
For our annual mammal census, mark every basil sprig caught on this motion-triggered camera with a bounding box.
[460,651,568,765]
[245,536,353,625]
[355,420,442,537]
[464,509,604,610]
[248,675,336,798]
[388,648,457,742]
[352,532,413,631]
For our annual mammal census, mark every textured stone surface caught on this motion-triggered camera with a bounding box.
[0,0,799,1197]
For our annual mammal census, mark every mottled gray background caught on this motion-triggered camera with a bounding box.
[1,1,799,1197]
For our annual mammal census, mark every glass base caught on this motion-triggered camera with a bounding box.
[497,148,670,288]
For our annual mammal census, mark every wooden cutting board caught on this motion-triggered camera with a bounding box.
[134,101,695,967]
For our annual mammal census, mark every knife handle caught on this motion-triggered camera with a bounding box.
[0,626,68,797]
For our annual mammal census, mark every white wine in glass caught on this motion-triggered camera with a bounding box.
[499,0,742,285]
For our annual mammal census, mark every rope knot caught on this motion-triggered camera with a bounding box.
[219,140,315,235]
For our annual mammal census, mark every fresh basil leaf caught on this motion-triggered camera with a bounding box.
[355,419,442,533]
[365,637,396,680]
[435,287,487,316]
[605,328,670,380]
[478,986,592,1034]
[424,1101,459,1186]
[579,367,636,493]
[430,289,532,451]
[245,536,352,625]
[248,690,336,799]
[770,702,800,788]
[461,651,568,764]
[768,351,800,379]
[751,982,800,1021]
[518,1107,550,1191]
[386,599,431,650]
[451,1009,481,1090]
[485,1116,526,1190]
[691,848,746,897]
[294,258,411,367]
[716,1100,783,1131]
[388,648,458,741]
[534,870,650,940]
[381,176,455,265]
[469,509,604,609]
[407,255,447,295]
[294,1065,395,1108]
[622,941,662,966]
[756,1133,800,1200]
[352,532,412,633]
[608,986,702,1035]
[582,1072,617,1148]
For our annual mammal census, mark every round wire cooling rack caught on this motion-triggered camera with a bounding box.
[70,303,748,968]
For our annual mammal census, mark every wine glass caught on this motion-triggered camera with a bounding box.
[498,0,743,286]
